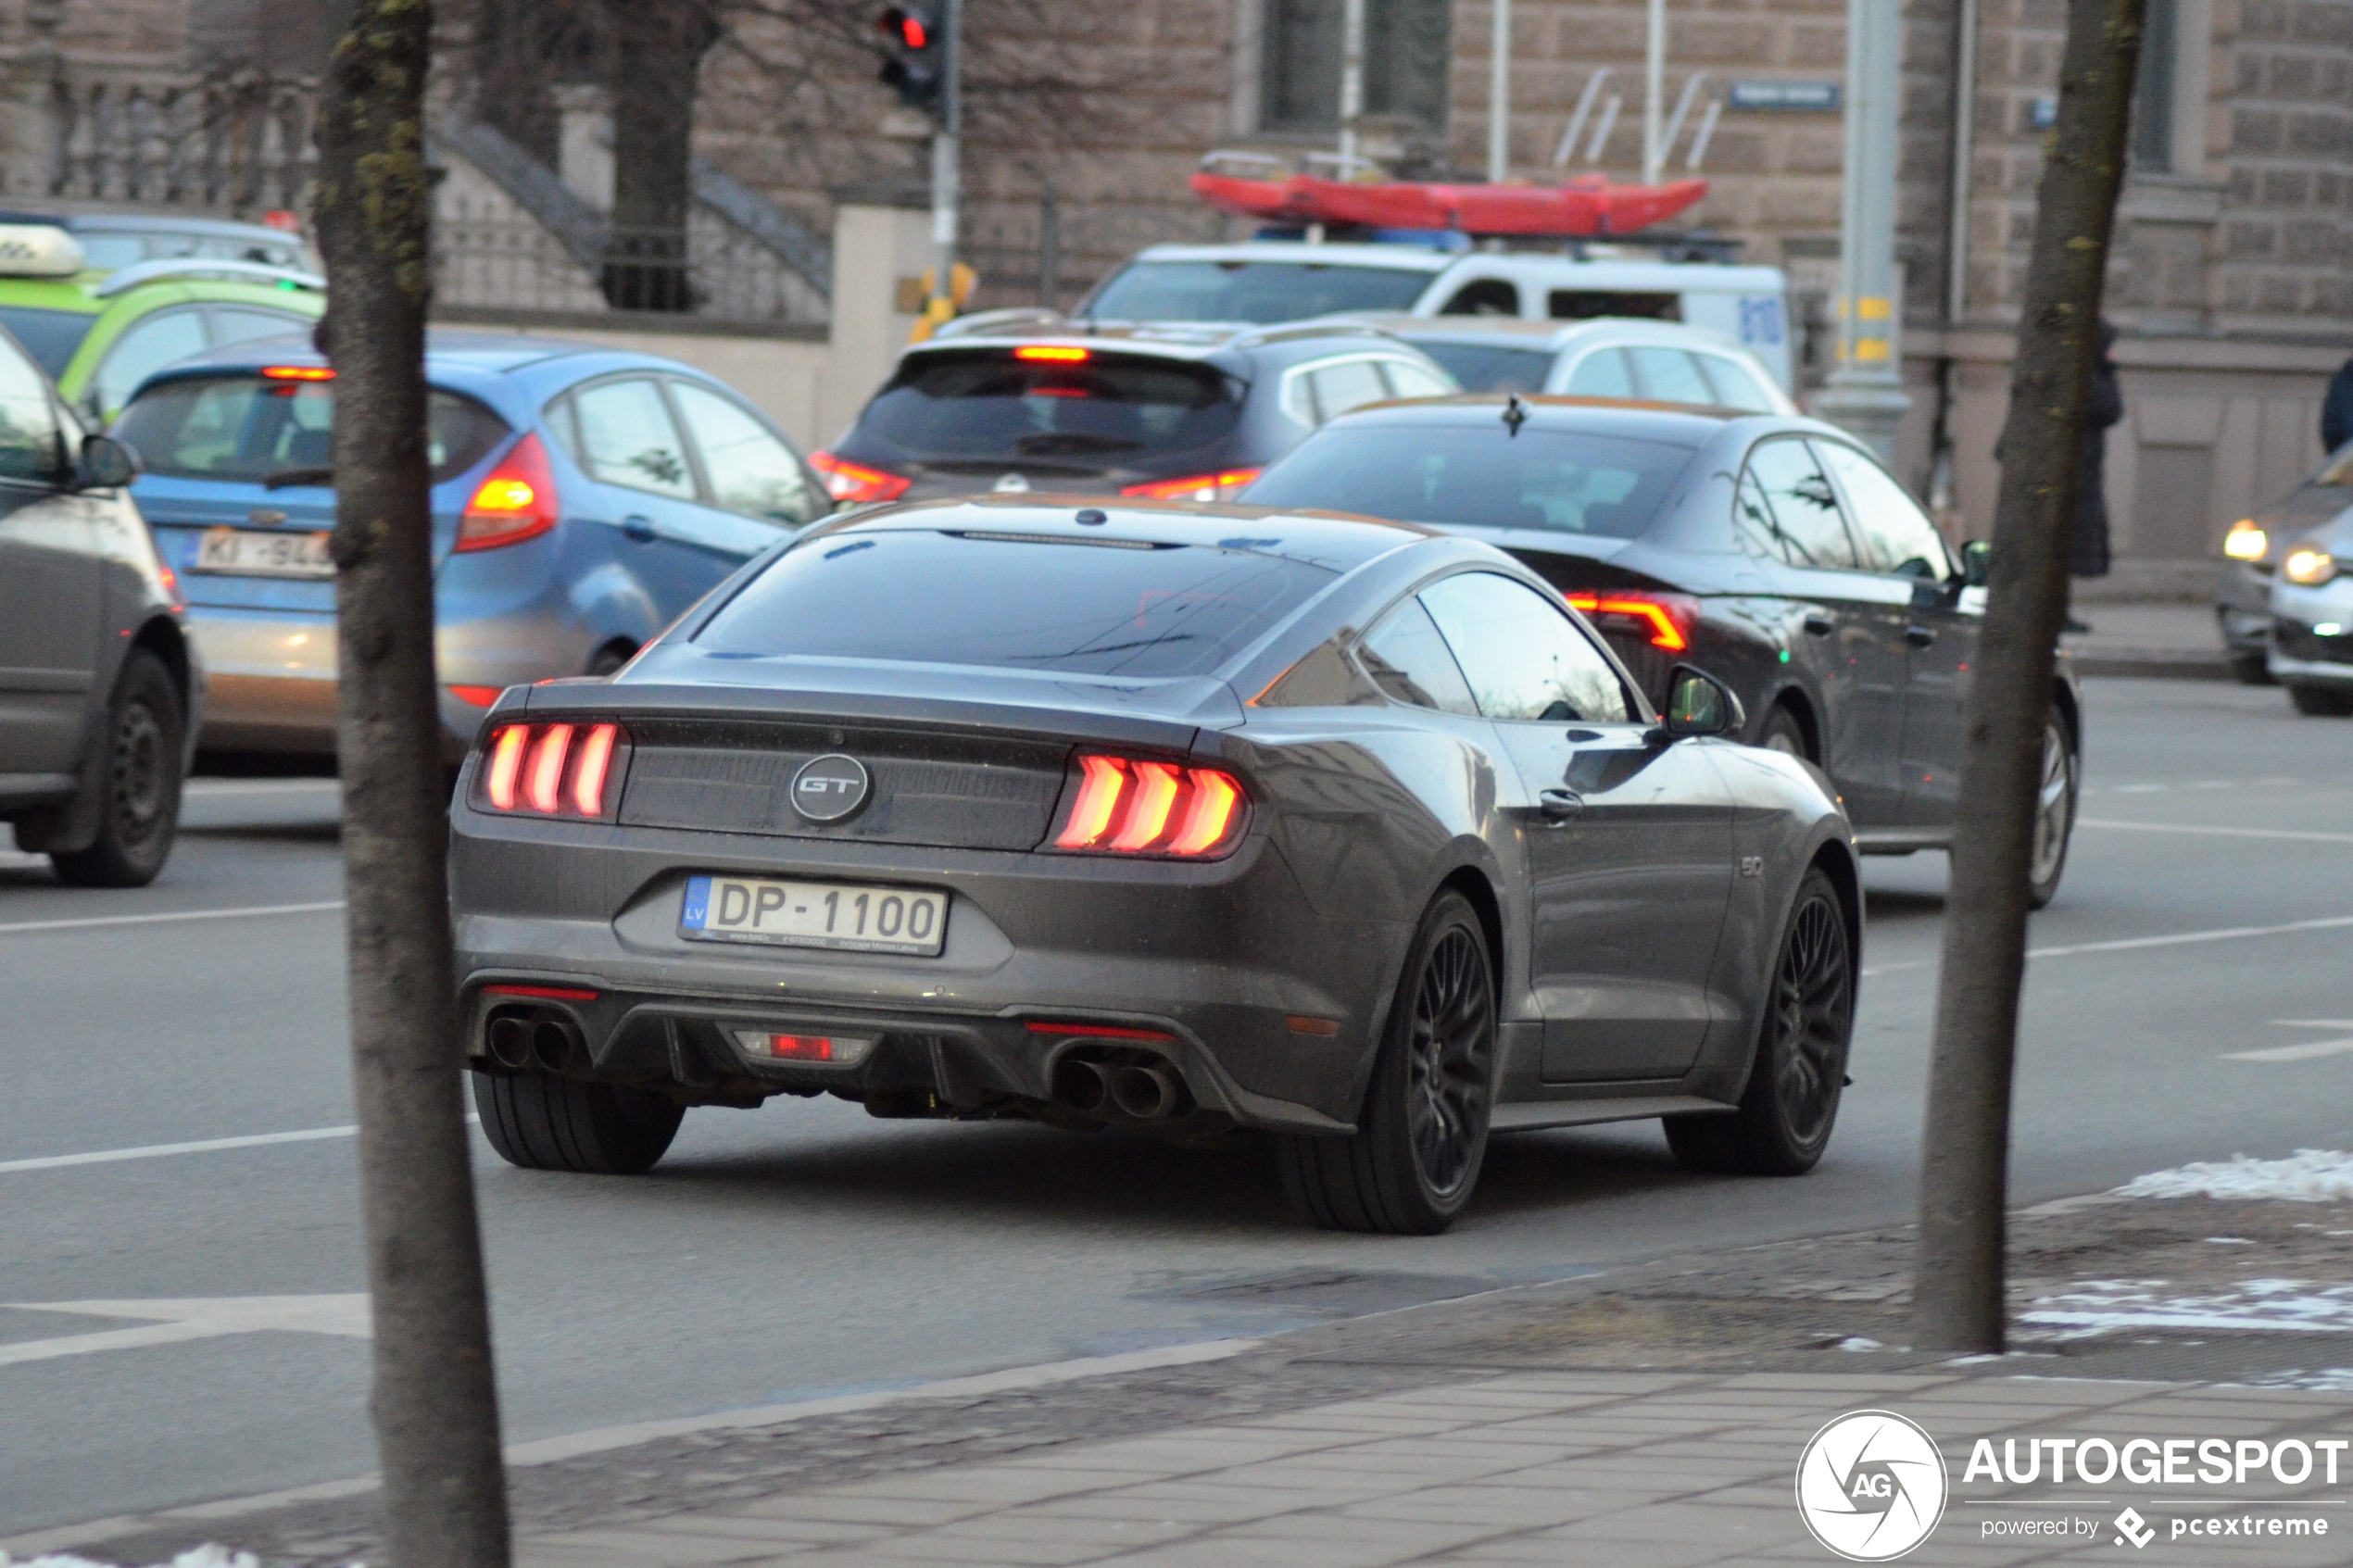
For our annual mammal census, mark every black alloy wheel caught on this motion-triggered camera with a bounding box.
[51,649,184,888]
[1756,704,1809,760]
[1664,868,1853,1177]
[1279,889,1496,1235]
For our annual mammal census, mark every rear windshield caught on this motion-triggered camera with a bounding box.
[1416,342,1554,394]
[1242,424,1695,538]
[847,350,1242,465]
[114,374,511,485]
[0,306,94,379]
[1086,260,1431,323]
[697,529,1334,678]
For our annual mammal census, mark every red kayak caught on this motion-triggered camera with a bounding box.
[1190,168,1709,238]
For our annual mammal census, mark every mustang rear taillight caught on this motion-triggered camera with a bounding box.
[1049,753,1246,858]
[473,721,631,820]
[456,433,561,553]
[1566,590,1698,653]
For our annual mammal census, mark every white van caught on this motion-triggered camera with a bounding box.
[1079,241,1794,391]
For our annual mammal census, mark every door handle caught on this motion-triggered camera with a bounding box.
[621,515,658,543]
[1904,624,1936,648]
[1802,613,1834,636]
[1539,788,1585,822]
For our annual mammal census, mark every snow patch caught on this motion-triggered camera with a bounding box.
[2114,1148,2353,1202]
[2020,1278,2353,1339]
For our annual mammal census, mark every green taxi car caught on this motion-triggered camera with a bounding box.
[0,223,321,426]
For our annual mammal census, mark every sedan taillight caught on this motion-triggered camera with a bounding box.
[1566,590,1699,653]
[1048,753,1247,859]
[473,721,631,820]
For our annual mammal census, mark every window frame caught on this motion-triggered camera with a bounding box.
[1809,436,1956,583]
[1408,566,1643,726]
[1733,433,1866,571]
[661,373,826,528]
[547,371,710,506]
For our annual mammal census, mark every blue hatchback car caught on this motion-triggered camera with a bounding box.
[112,332,832,755]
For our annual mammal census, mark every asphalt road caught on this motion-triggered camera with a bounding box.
[4,677,2349,1535]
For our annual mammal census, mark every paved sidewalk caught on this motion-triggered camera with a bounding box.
[497,1368,2353,1567]
[2059,601,2231,680]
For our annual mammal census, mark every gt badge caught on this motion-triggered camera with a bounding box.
[790,754,871,822]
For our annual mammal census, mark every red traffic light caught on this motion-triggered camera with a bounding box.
[878,6,930,49]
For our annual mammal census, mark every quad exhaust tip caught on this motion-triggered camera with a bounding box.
[1051,1057,1111,1114]
[1108,1062,1180,1121]
[484,1010,585,1074]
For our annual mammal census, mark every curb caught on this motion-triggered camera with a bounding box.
[2067,649,2232,681]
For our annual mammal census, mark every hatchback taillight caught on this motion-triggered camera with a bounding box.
[1047,753,1247,859]
[1120,468,1263,503]
[472,721,631,820]
[456,433,560,553]
[811,450,912,505]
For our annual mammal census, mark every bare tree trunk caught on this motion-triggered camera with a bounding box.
[1913,0,2144,1353]
[603,0,719,310]
[315,4,514,1562]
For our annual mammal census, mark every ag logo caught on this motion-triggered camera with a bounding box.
[1795,1410,1947,1561]
[789,754,870,822]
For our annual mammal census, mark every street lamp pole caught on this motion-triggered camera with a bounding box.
[1488,0,1512,182]
[930,0,963,313]
[1338,0,1365,169]
[1817,0,1912,462]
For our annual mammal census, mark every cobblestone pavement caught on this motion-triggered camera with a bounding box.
[21,1192,2353,1567]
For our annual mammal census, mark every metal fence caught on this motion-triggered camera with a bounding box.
[431,206,828,326]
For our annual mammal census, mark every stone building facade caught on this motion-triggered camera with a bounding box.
[3,0,2346,585]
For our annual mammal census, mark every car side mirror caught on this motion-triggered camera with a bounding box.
[1960,538,1992,588]
[76,433,137,489]
[1654,664,1745,742]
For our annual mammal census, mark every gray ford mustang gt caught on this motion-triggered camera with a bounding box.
[449,497,1861,1234]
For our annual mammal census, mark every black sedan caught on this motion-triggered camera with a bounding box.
[449,500,1859,1234]
[1243,395,2085,907]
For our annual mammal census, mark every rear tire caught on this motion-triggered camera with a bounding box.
[1756,705,1809,760]
[472,1068,684,1174]
[2026,708,2078,910]
[50,650,184,888]
[1277,890,1495,1235]
[2288,684,2353,717]
[1664,869,1853,1177]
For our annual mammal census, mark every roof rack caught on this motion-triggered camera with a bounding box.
[92,258,325,297]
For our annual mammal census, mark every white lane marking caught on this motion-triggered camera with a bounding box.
[2079,817,2353,845]
[0,1115,476,1175]
[0,898,345,936]
[0,1124,356,1175]
[0,1295,371,1367]
[2028,913,2353,960]
[2110,784,2171,794]
[2224,1037,2353,1062]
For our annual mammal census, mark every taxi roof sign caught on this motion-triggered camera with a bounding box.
[0,223,86,278]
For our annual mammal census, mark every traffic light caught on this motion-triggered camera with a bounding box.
[876,6,944,113]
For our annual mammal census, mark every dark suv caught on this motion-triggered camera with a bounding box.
[0,328,197,885]
[811,322,1456,506]
[1243,395,2085,906]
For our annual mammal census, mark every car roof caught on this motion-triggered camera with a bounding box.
[1125,242,1787,292]
[1315,392,1749,445]
[144,329,601,381]
[1131,242,1460,274]
[800,495,1435,574]
[1332,312,1749,353]
[902,319,1420,363]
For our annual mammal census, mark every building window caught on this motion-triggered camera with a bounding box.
[2132,0,2178,170]
[1262,0,1453,135]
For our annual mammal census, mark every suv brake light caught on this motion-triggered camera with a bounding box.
[473,721,631,819]
[1048,753,1247,858]
[456,433,560,553]
[1121,468,1263,503]
[812,450,912,505]
[1565,590,1698,653]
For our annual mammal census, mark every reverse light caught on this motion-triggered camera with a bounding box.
[2223,521,2268,561]
[1121,468,1263,503]
[1014,345,1090,363]
[2284,548,2338,586]
[811,449,912,505]
[260,365,333,381]
[456,433,560,553]
[472,721,630,820]
[1566,590,1697,653]
[1049,753,1247,858]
